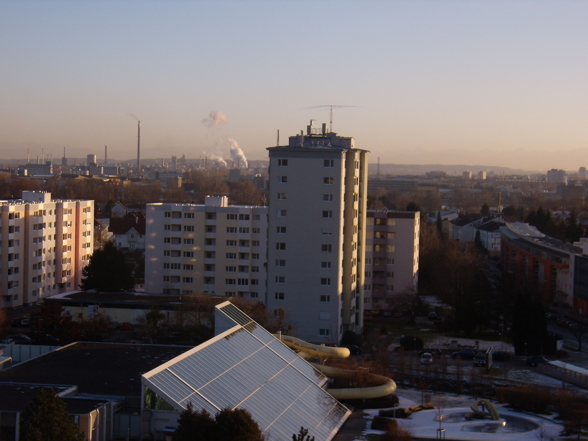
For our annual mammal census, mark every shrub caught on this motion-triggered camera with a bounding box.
[497,386,552,414]
[371,416,397,431]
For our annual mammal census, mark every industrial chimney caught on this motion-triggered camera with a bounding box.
[137,121,141,176]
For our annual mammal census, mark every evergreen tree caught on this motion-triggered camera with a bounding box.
[293,427,315,441]
[436,212,443,237]
[173,404,215,441]
[510,290,549,356]
[80,242,134,292]
[481,203,490,216]
[405,201,421,212]
[20,389,84,441]
[173,405,264,441]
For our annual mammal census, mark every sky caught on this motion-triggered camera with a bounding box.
[2,0,588,172]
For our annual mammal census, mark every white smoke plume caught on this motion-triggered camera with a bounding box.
[229,138,248,169]
[201,111,228,128]
[203,152,227,168]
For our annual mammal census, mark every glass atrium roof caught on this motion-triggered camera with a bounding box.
[142,302,350,441]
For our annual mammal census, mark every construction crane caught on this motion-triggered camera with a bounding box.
[304,105,359,132]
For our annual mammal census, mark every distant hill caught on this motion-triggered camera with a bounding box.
[369,163,541,177]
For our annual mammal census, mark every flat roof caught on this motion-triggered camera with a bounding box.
[0,343,190,398]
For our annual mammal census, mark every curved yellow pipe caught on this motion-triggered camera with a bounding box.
[278,334,351,358]
[313,363,397,400]
[276,334,396,400]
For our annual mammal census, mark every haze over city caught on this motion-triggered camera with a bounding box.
[2,0,588,172]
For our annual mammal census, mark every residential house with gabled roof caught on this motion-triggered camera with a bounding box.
[110,212,146,250]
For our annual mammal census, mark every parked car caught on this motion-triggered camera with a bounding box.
[5,334,32,344]
[558,319,572,327]
[382,310,392,317]
[473,356,487,368]
[451,349,477,360]
[118,322,133,331]
[420,352,434,365]
[345,345,362,355]
[419,348,442,358]
[526,356,549,367]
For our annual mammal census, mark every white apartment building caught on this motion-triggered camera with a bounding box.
[0,191,94,309]
[363,210,419,309]
[265,121,369,344]
[145,197,267,299]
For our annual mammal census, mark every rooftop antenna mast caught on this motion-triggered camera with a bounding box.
[304,104,360,132]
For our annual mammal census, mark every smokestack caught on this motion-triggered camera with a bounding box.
[27,148,30,164]
[137,121,141,176]
[105,145,107,164]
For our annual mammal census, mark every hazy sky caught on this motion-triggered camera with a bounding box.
[2,0,588,171]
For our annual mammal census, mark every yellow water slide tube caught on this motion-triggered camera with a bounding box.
[276,334,397,400]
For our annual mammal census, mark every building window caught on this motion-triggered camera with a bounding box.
[323,194,333,201]
[239,253,250,260]
[252,228,260,233]
[321,261,331,269]
[321,244,332,252]
[227,227,237,233]
[206,213,216,220]
[226,240,237,246]
[277,209,287,217]
[278,176,287,183]
[251,266,259,272]
[320,295,330,302]
[253,214,260,220]
[183,264,194,270]
[184,238,194,244]
[251,253,260,259]
[275,292,285,300]
[226,253,237,259]
[251,279,259,285]
[276,259,286,267]
[183,277,194,283]
[276,242,286,250]
[322,210,332,218]
[239,227,249,233]
[239,240,250,247]
[387,258,394,265]
[275,276,285,284]
[184,213,194,218]
[278,159,288,166]
[226,266,236,272]
[277,226,286,233]
[321,278,331,286]
[277,193,287,200]
[239,214,250,220]
[319,329,330,336]
[238,265,249,272]
[250,292,259,298]
[323,177,333,184]
[183,252,194,257]
[184,225,194,232]
[225,279,236,285]
[238,279,249,285]
[227,214,237,220]
[324,159,334,167]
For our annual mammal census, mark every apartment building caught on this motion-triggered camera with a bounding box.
[145,196,267,299]
[0,191,94,309]
[363,210,419,309]
[265,121,369,344]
